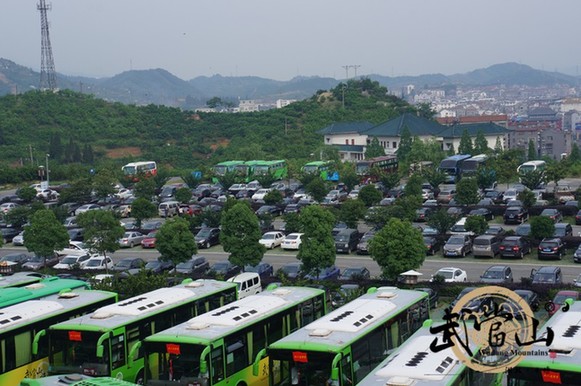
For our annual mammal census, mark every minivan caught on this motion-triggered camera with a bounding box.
[531,266,562,285]
[158,201,179,217]
[334,229,360,254]
[472,235,501,258]
[449,217,474,236]
[227,272,262,299]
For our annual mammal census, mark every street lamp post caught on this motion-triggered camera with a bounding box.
[45,154,50,188]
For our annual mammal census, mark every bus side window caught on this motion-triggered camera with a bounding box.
[225,333,248,377]
[211,347,224,383]
[111,335,126,369]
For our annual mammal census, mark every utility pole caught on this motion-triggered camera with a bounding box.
[341,65,350,80]
[350,65,361,78]
[38,0,57,90]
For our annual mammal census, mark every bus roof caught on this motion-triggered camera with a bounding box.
[122,161,156,167]
[145,286,325,344]
[268,287,427,351]
[0,272,43,289]
[520,160,546,166]
[20,374,138,386]
[215,160,244,166]
[255,160,286,165]
[0,277,90,308]
[48,280,237,332]
[303,161,331,167]
[358,321,477,386]
[441,154,472,162]
[0,290,116,334]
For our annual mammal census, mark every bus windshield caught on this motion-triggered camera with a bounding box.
[254,166,269,174]
[213,166,227,175]
[356,163,370,174]
[269,350,335,386]
[122,166,136,175]
[303,165,319,174]
[50,330,109,376]
[146,342,206,382]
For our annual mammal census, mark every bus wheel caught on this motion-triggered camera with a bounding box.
[135,370,145,385]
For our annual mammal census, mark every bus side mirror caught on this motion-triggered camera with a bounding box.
[127,341,141,368]
[32,329,46,355]
[331,368,340,384]
[96,332,108,358]
[252,348,267,376]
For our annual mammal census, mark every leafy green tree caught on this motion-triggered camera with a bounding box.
[338,164,360,191]
[156,217,197,267]
[455,177,480,205]
[369,218,425,281]
[264,189,283,205]
[49,133,63,161]
[305,178,327,202]
[447,143,456,156]
[363,206,391,229]
[528,140,537,160]
[422,167,446,192]
[404,173,423,198]
[569,143,581,164]
[519,170,544,190]
[133,178,157,200]
[174,187,192,204]
[297,205,336,278]
[545,161,566,187]
[474,130,489,154]
[220,202,265,268]
[131,197,157,228]
[530,216,555,240]
[465,215,488,235]
[494,137,503,154]
[17,186,37,203]
[396,126,412,163]
[91,170,116,200]
[416,102,436,119]
[339,199,366,229]
[426,208,456,235]
[390,196,422,222]
[365,137,385,158]
[491,149,523,188]
[517,190,536,209]
[58,178,92,204]
[76,210,125,273]
[358,185,382,207]
[458,129,473,155]
[201,207,223,228]
[24,209,69,266]
[476,167,497,190]
[379,172,401,192]
[215,171,240,191]
[5,205,31,229]
[283,212,302,234]
[206,97,224,108]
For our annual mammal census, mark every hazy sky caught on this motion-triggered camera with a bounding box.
[3,0,581,81]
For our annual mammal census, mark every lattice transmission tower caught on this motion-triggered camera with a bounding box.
[38,0,57,90]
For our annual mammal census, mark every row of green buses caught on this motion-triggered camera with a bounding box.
[1,288,118,386]
[213,160,288,183]
[21,374,137,386]
[0,276,91,309]
[0,272,44,289]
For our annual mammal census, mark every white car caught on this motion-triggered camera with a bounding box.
[37,189,59,201]
[259,231,285,249]
[118,231,146,248]
[431,267,468,283]
[281,233,304,250]
[252,189,272,202]
[56,241,89,256]
[82,255,113,271]
[54,253,92,270]
[422,189,434,200]
[75,204,102,215]
[12,231,25,246]
[115,188,134,200]
[0,202,19,214]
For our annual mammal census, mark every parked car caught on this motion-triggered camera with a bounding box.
[515,224,531,237]
[112,257,145,272]
[22,254,60,270]
[540,208,563,223]
[575,274,581,287]
[244,262,274,280]
[436,189,456,204]
[172,255,210,276]
[279,262,302,279]
[305,265,341,280]
[0,202,20,214]
[576,209,581,225]
[443,234,473,257]
[339,266,370,281]
[479,265,513,284]
[252,188,272,202]
[499,236,530,259]
[449,217,474,236]
[423,236,441,256]
[144,259,175,274]
[472,235,501,258]
[56,241,89,257]
[74,204,102,215]
[530,266,562,285]
[140,220,163,233]
[549,290,580,316]
[11,231,25,246]
[255,205,281,217]
[258,231,285,249]
[574,244,581,263]
[553,223,573,237]
[538,238,566,260]
[141,231,158,249]
[514,289,540,312]
[0,252,32,269]
[503,206,529,224]
[63,216,79,229]
[485,225,506,236]
[415,287,439,309]
[208,260,241,279]
[415,207,434,222]
[67,228,84,242]
[334,229,360,254]
[195,227,221,249]
[82,255,113,270]
[54,253,92,270]
[431,267,467,283]
[484,190,504,204]
[0,228,21,244]
[468,208,494,221]
[281,233,304,250]
[118,231,146,248]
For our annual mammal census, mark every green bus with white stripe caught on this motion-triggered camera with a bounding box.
[44,279,238,384]
[143,286,328,386]
[0,289,117,386]
[0,277,91,309]
[267,287,430,386]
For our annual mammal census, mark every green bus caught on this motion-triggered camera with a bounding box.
[506,300,581,386]
[21,374,137,386]
[212,161,245,183]
[0,289,118,386]
[0,272,44,289]
[253,160,288,181]
[0,277,91,309]
[302,161,339,181]
[45,279,238,384]
[143,285,328,386]
[357,319,495,386]
[267,286,430,386]
[235,160,265,182]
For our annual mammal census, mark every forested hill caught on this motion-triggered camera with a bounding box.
[0,79,417,172]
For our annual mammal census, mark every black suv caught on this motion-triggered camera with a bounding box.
[499,236,530,259]
[195,227,221,249]
[538,238,566,260]
[334,229,360,254]
[503,207,528,224]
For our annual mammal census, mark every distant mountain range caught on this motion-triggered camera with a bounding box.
[0,59,579,109]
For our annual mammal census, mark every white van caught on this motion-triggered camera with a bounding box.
[449,217,474,236]
[158,201,179,217]
[227,272,262,299]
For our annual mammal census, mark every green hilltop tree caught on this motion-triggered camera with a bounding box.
[17,186,37,203]
[569,143,581,164]
[365,137,385,158]
[474,130,489,154]
[297,205,336,278]
[422,167,446,190]
[455,177,480,205]
[77,210,125,273]
[530,216,555,240]
[358,184,382,207]
[305,177,327,203]
[339,199,366,229]
[519,169,544,190]
[465,215,488,236]
[175,187,193,204]
[156,217,197,268]
[133,178,157,200]
[131,197,158,228]
[24,209,70,266]
[220,202,265,268]
[427,208,457,235]
[458,129,474,155]
[396,126,413,163]
[369,218,425,281]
